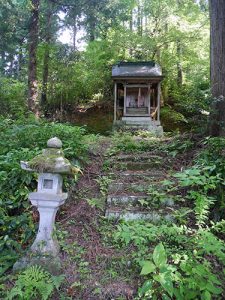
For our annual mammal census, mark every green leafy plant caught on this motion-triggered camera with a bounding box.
[138,243,176,299]
[138,243,222,300]
[7,265,65,300]
[173,208,192,225]
[174,166,221,191]
[86,197,105,211]
[173,257,222,300]
[188,191,215,227]
[95,175,112,197]
[173,165,223,226]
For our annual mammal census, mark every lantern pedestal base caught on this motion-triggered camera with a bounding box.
[13,192,67,275]
[29,192,67,256]
[13,254,62,275]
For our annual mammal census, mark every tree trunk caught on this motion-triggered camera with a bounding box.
[89,18,96,41]
[129,9,133,32]
[137,0,142,36]
[28,0,40,117]
[8,53,14,76]
[0,51,6,75]
[129,10,133,56]
[209,0,225,136]
[17,40,24,79]
[177,38,183,86]
[73,15,77,51]
[41,2,53,109]
[41,44,50,108]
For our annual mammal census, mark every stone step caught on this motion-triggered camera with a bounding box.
[108,182,164,194]
[107,195,174,207]
[107,170,166,181]
[108,182,147,194]
[107,195,148,205]
[116,154,163,162]
[107,176,165,190]
[126,108,148,115]
[124,121,152,126]
[126,107,148,111]
[126,111,148,114]
[122,116,151,122]
[123,125,163,137]
[113,161,163,171]
[105,207,174,222]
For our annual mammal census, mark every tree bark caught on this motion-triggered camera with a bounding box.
[137,0,143,36]
[177,38,183,87]
[129,9,133,56]
[0,51,6,75]
[89,18,96,41]
[17,41,24,79]
[41,1,53,109]
[28,0,40,117]
[73,15,77,51]
[209,0,225,136]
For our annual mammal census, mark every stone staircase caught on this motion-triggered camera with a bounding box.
[126,107,148,115]
[116,117,164,136]
[105,153,176,222]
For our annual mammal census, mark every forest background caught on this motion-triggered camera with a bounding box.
[0,0,210,132]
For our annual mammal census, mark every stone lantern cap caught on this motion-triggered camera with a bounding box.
[21,137,73,174]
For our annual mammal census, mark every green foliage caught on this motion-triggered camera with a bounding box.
[138,242,222,300]
[95,175,112,197]
[173,166,221,191]
[110,132,161,153]
[0,77,26,118]
[139,243,176,299]
[114,222,191,263]
[171,137,225,223]
[188,191,215,227]
[161,135,194,157]
[113,221,224,300]
[7,265,64,300]
[0,0,210,133]
[161,106,188,131]
[86,198,105,211]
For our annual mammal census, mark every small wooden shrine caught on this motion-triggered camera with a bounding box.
[112,61,163,134]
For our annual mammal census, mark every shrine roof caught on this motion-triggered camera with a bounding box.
[112,61,163,79]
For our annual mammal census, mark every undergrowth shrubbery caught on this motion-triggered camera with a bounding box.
[114,221,225,299]
[7,265,64,300]
[111,134,225,299]
[0,77,26,118]
[0,117,88,275]
[109,132,195,155]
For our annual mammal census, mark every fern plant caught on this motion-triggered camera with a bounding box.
[7,265,65,300]
[188,191,215,227]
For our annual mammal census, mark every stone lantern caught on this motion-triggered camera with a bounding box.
[19,137,73,260]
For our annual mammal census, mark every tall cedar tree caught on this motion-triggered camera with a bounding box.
[28,0,40,117]
[41,0,53,108]
[209,0,225,136]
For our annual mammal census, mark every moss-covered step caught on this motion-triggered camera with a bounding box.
[110,170,166,179]
[108,182,165,195]
[106,195,174,208]
[105,207,174,222]
[108,182,147,194]
[114,154,164,162]
[112,160,165,171]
